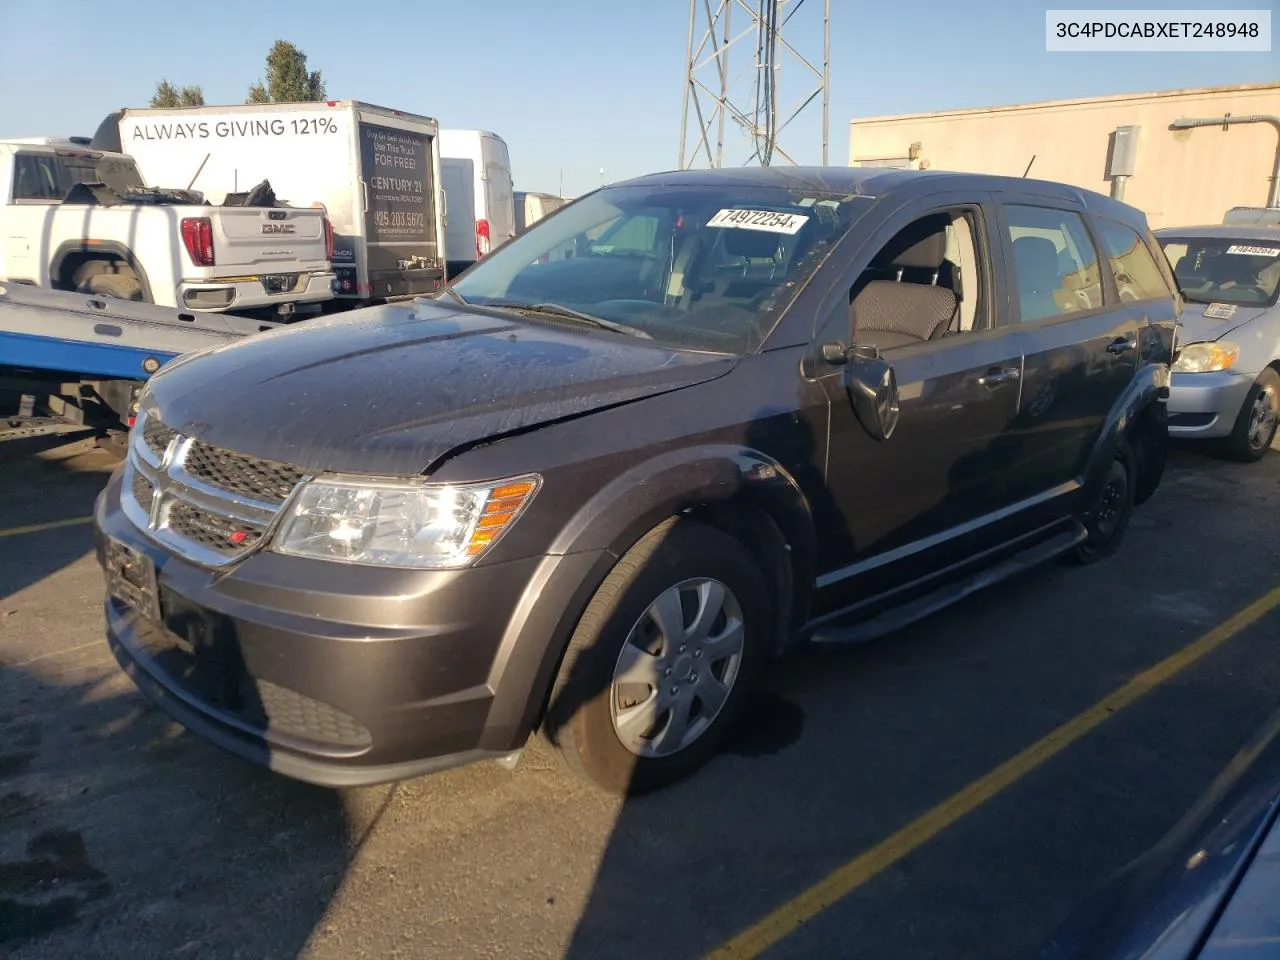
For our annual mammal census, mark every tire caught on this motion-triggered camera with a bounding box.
[72,260,112,289]
[1220,368,1279,463]
[83,269,143,302]
[543,517,771,796]
[1068,443,1135,565]
[1132,409,1168,507]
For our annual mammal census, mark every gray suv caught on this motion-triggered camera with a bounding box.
[94,167,1178,795]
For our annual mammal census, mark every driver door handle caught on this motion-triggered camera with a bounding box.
[978,366,1021,387]
[1107,336,1137,354]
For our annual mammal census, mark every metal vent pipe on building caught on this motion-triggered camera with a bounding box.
[1169,114,1280,208]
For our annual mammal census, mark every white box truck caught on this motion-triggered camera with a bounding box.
[438,129,515,279]
[95,101,446,306]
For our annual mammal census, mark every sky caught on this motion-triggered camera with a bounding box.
[0,0,1275,197]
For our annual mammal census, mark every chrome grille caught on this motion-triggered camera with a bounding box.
[142,418,176,458]
[168,501,265,556]
[183,440,304,505]
[132,472,155,514]
[121,409,309,567]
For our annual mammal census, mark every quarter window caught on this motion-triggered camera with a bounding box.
[1093,219,1169,302]
[1004,205,1103,322]
[13,154,61,200]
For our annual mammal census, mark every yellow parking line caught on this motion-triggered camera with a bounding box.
[0,516,94,538]
[706,583,1280,959]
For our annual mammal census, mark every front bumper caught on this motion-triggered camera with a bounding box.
[93,467,608,788]
[1166,369,1256,439]
[177,271,336,313]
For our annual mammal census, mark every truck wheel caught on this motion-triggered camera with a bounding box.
[544,517,771,796]
[78,264,144,302]
[1220,368,1279,463]
[72,260,113,289]
[1068,444,1135,565]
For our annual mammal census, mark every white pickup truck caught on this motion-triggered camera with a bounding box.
[0,138,335,318]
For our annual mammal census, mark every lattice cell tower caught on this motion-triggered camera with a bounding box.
[678,0,832,169]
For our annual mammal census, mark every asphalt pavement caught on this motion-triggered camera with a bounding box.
[2,430,1279,960]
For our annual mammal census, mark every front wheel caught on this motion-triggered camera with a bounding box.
[1221,368,1279,463]
[544,518,771,796]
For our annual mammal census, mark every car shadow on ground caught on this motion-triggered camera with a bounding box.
[0,657,362,958]
[0,434,117,604]
[3,430,1276,958]
[0,438,361,958]
[545,424,1280,958]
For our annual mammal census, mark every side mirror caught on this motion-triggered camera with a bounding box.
[843,344,900,441]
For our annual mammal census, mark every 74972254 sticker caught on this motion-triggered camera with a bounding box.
[706,208,810,235]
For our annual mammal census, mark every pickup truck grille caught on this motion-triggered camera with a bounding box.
[121,410,310,567]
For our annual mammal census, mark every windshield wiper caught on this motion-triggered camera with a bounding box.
[438,286,468,305]
[487,301,652,339]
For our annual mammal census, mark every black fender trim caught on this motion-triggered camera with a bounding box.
[546,444,815,568]
[481,446,817,748]
[49,239,155,303]
[1079,362,1171,507]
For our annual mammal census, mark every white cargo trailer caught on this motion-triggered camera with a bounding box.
[97,101,446,305]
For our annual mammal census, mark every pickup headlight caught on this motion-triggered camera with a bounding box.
[273,474,540,568]
[1172,341,1239,373]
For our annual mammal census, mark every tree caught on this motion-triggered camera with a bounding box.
[246,40,327,104]
[151,80,206,108]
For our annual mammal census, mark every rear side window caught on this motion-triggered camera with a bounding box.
[1004,204,1103,322]
[12,153,61,200]
[11,151,145,201]
[1093,219,1170,302]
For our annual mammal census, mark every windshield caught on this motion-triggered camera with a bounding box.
[448,182,875,352]
[1159,236,1280,307]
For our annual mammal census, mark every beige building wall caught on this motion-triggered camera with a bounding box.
[848,83,1280,229]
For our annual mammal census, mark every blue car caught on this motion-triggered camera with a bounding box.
[1037,705,1280,958]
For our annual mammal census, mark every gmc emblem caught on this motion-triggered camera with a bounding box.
[262,223,296,234]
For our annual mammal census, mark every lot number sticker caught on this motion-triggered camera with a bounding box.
[1203,302,1237,320]
[1226,244,1280,256]
[707,208,810,234]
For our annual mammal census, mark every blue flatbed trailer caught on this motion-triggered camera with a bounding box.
[1,282,280,444]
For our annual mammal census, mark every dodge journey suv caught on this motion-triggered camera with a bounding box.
[94,167,1179,795]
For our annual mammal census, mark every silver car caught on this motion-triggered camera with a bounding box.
[1154,224,1280,462]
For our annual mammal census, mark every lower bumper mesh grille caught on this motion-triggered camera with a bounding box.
[132,614,372,750]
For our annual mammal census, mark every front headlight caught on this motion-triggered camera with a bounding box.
[1172,341,1239,373]
[273,474,540,568]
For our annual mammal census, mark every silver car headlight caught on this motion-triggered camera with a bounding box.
[1172,341,1239,373]
[273,474,541,568]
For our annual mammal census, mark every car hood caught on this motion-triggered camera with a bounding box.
[143,299,737,476]
[1176,302,1269,345]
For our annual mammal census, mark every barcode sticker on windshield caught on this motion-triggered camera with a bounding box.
[1226,244,1280,256]
[706,209,810,234]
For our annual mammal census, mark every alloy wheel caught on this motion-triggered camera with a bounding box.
[1247,384,1278,452]
[609,578,745,758]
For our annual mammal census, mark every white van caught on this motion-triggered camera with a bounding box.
[514,190,568,234]
[438,130,515,279]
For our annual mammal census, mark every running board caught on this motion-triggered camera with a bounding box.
[808,524,1088,647]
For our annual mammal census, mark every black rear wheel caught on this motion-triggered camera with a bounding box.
[1068,444,1135,565]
